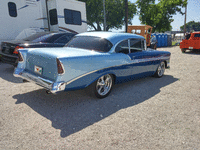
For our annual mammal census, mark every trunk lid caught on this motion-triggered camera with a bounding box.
[24,47,103,81]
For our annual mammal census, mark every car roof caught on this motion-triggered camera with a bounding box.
[76,32,145,45]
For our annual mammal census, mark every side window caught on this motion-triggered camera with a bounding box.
[194,34,200,37]
[115,40,129,54]
[8,2,17,17]
[49,9,58,25]
[64,9,82,25]
[130,39,143,53]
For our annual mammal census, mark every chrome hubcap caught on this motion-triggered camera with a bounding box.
[158,62,165,77]
[96,74,112,96]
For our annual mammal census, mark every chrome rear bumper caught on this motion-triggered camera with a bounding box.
[14,68,65,94]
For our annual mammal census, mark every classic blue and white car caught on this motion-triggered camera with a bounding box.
[14,32,170,98]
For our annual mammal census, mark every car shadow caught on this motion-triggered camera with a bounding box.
[184,50,200,55]
[0,63,23,83]
[13,75,178,138]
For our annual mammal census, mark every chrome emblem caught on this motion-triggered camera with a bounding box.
[34,65,42,74]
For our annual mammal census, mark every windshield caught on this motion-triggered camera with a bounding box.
[65,36,113,52]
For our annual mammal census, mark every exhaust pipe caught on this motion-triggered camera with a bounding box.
[46,90,52,94]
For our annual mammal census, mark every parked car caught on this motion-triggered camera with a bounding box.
[0,32,76,66]
[180,32,200,53]
[14,32,171,98]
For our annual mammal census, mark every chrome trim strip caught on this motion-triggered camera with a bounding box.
[66,56,170,85]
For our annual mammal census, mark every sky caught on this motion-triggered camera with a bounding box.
[114,0,200,32]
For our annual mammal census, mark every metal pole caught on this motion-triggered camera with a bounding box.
[184,3,187,35]
[103,0,106,31]
[125,0,128,33]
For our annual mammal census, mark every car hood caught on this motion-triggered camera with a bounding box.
[25,47,108,58]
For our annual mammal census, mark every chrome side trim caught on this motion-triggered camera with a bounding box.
[66,56,170,85]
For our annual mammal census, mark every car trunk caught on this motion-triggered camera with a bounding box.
[23,48,102,81]
[25,52,58,81]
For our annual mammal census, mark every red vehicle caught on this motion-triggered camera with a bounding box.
[180,32,200,53]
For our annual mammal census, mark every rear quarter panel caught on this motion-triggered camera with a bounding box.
[58,53,130,84]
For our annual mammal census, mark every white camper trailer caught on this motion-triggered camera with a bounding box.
[0,0,87,42]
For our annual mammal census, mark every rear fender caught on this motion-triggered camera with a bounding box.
[85,71,116,87]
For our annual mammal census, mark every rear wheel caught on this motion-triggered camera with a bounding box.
[181,48,186,53]
[87,74,114,98]
[154,62,165,78]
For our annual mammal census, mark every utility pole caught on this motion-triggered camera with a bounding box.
[125,0,128,33]
[184,2,187,35]
[103,0,106,31]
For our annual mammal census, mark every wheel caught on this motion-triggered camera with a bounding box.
[154,62,165,78]
[87,74,114,98]
[181,48,186,53]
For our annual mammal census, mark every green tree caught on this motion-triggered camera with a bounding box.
[78,0,137,31]
[180,21,200,32]
[136,0,187,32]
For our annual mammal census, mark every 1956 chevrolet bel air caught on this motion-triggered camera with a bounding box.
[14,32,171,98]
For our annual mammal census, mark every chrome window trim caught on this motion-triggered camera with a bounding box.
[128,39,131,53]
[112,38,146,54]
[111,39,130,53]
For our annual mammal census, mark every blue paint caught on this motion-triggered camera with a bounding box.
[18,5,29,10]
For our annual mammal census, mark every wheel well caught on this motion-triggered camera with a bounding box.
[110,74,116,84]
[164,61,167,68]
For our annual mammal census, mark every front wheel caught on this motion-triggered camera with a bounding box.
[87,74,114,98]
[154,62,165,78]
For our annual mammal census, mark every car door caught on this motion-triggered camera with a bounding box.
[127,38,150,75]
[115,38,157,79]
[115,39,135,77]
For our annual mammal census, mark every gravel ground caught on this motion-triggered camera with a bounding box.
[0,46,200,150]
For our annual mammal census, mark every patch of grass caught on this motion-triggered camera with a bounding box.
[172,41,180,46]
[172,41,177,46]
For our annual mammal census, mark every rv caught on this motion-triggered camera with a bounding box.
[0,0,87,42]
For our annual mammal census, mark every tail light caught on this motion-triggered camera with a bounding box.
[57,58,64,74]
[13,46,24,54]
[18,52,24,62]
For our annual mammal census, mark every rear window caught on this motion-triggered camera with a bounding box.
[65,36,113,52]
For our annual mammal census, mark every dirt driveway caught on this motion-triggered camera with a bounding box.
[0,46,200,150]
